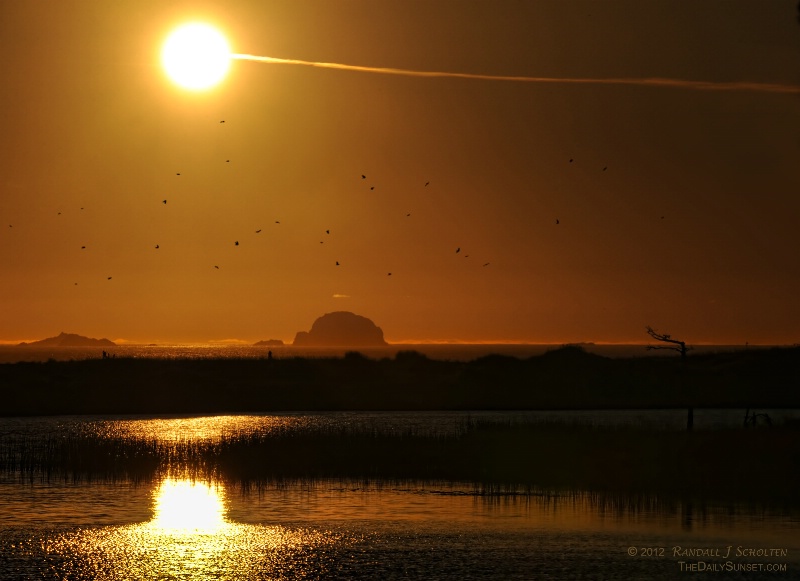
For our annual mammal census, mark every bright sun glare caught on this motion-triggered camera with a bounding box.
[162,23,231,90]
[151,478,227,533]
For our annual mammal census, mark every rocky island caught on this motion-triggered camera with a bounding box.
[253,339,285,347]
[293,311,388,346]
[18,332,116,347]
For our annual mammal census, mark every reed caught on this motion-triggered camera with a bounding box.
[1,420,797,504]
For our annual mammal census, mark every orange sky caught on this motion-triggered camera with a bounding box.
[2,1,799,345]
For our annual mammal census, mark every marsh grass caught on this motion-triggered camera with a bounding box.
[1,420,797,504]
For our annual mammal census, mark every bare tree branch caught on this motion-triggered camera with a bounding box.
[645,326,692,360]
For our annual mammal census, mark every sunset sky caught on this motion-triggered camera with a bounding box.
[2,0,799,345]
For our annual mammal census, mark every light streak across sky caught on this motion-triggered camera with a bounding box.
[231,53,800,94]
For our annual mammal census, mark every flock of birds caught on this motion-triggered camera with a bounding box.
[6,117,630,288]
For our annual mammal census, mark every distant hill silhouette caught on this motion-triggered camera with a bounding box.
[19,332,115,347]
[293,311,388,346]
[253,339,284,346]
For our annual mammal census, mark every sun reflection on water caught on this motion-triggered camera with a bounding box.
[44,477,347,580]
[149,478,228,534]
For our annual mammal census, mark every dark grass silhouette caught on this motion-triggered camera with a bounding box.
[1,346,798,415]
[1,420,798,505]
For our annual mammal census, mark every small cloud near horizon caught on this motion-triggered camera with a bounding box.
[332,294,351,299]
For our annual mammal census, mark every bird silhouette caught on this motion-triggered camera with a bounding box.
[81,246,86,249]
[326,229,330,234]
[275,221,280,224]
[425,181,430,186]
[387,272,392,276]
[235,241,239,246]
[483,262,490,267]
[255,229,262,233]
[556,219,560,224]
[602,166,607,171]
[155,245,159,249]
[176,173,180,176]
[226,160,230,163]
[569,158,573,163]
[370,186,375,190]
[214,265,220,269]
[336,261,340,266]
[456,247,461,253]
[107,277,112,280]
[220,120,225,123]
[162,200,167,204]
[361,174,366,179]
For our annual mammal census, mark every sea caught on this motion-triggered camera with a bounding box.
[1,345,798,579]
[0,342,768,364]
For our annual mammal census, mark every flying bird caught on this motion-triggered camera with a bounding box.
[387,272,392,276]
[336,261,340,266]
[162,200,167,204]
[275,221,280,224]
[255,229,262,233]
[556,219,560,224]
[214,265,219,269]
[483,263,490,267]
[425,181,430,186]
[370,186,375,190]
[361,174,366,179]
[81,246,86,249]
[220,120,225,123]
[155,245,159,249]
[107,277,112,280]
[456,247,461,253]
[176,173,180,176]
[326,229,330,234]
[235,241,239,246]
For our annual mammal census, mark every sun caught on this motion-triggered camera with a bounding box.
[162,23,231,90]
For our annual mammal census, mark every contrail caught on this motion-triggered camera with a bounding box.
[231,53,800,95]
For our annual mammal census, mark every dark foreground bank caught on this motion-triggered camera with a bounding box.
[1,346,798,415]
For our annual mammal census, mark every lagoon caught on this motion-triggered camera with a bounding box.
[1,412,799,579]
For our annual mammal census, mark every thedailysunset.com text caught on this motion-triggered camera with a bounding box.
[678,561,787,573]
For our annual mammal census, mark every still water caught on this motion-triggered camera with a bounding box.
[1,413,799,580]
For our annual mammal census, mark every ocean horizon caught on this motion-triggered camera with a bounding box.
[0,342,776,364]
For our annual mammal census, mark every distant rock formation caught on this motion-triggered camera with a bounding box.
[19,332,116,347]
[254,339,284,347]
[293,312,388,346]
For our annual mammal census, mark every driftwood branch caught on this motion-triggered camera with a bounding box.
[645,326,692,359]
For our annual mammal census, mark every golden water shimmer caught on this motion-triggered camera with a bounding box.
[44,478,349,580]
